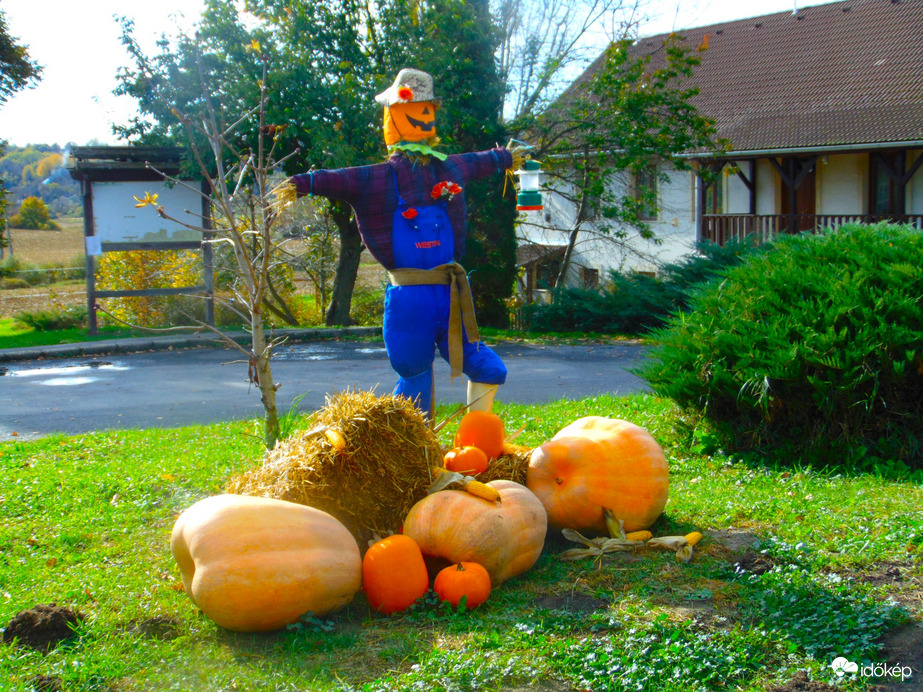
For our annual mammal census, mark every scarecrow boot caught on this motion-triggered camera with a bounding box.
[467,381,498,413]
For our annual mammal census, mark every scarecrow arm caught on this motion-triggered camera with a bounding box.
[445,148,513,185]
[290,162,383,206]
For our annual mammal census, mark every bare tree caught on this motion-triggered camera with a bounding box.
[496,0,644,122]
[136,49,299,449]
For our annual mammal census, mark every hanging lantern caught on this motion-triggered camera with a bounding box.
[515,159,543,212]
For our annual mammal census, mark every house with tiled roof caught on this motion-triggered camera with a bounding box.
[518,0,923,292]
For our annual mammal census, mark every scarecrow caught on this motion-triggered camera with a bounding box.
[279,68,522,417]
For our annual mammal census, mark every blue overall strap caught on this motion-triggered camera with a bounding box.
[391,166,405,206]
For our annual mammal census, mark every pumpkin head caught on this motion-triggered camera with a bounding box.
[454,411,505,460]
[362,534,430,614]
[170,494,361,632]
[434,562,492,610]
[443,446,489,475]
[526,417,669,534]
[383,101,438,145]
[402,479,546,586]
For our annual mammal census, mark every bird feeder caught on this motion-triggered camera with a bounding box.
[515,159,543,212]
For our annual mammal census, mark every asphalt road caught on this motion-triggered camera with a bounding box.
[0,340,650,441]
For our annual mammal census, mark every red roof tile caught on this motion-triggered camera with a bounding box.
[574,0,923,152]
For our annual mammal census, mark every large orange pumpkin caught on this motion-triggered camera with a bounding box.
[383,101,438,144]
[402,480,546,586]
[526,417,669,534]
[170,494,362,632]
[362,534,430,614]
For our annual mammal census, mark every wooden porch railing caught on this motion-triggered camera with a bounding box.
[702,214,923,246]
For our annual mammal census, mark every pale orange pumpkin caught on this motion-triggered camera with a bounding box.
[383,101,438,144]
[362,534,430,614]
[454,411,505,460]
[526,417,669,534]
[434,562,492,610]
[443,446,489,475]
[170,494,362,632]
[402,480,546,586]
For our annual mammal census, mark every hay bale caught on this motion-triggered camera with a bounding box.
[479,443,531,484]
[227,390,443,544]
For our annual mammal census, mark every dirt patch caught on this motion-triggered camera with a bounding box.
[769,670,841,691]
[534,592,609,613]
[121,615,182,641]
[732,551,776,575]
[705,529,760,555]
[2,603,83,653]
[871,623,923,691]
[27,675,62,692]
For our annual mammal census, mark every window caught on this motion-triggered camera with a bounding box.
[870,152,904,216]
[582,267,599,289]
[632,166,659,221]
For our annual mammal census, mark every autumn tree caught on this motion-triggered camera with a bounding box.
[526,36,726,287]
[10,195,57,229]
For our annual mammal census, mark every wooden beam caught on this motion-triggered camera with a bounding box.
[901,151,923,186]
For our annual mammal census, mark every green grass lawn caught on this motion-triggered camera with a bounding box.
[0,317,147,350]
[1,394,920,691]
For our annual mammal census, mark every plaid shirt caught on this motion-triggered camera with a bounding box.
[290,148,512,269]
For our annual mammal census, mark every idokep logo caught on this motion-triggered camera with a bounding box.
[831,656,913,683]
[830,657,859,677]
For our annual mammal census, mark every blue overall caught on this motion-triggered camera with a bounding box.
[384,173,506,415]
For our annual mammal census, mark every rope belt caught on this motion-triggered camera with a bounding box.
[387,262,480,380]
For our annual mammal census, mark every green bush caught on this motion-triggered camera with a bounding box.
[350,285,385,326]
[527,239,759,335]
[1,277,30,290]
[15,305,88,331]
[637,223,923,469]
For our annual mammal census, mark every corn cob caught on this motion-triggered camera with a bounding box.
[684,531,703,547]
[463,480,501,503]
[324,428,347,452]
[625,530,653,541]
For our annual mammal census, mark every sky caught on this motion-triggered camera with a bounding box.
[0,0,841,148]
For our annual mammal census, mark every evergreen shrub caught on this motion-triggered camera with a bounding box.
[526,240,759,335]
[637,224,923,469]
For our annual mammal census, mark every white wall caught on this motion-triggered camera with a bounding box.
[518,162,699,286]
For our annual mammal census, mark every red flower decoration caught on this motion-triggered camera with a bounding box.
[432,180,462,202]
[398,86,414,102]
[402,207,418,220]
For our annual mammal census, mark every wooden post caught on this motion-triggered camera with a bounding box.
[82,179,98,335]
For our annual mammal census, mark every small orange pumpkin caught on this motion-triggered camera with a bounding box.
[526,417,669,534]
[383,101,438,144]
[434,562,492,610]
[362,534,430,614]
[170,494,361,632]
[443,446,489,475]
[403,480,546,586]
[454,411,505,460]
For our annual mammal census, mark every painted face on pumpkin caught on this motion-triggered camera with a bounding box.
[383,101,438,145]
